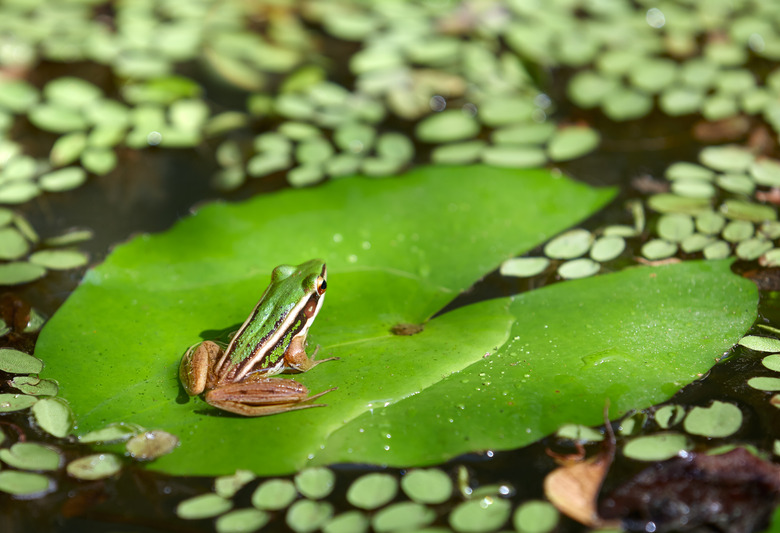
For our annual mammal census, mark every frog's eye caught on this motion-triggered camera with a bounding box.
[317,277,327,295]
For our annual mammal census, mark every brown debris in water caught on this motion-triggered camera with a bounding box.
[599,447,780,533]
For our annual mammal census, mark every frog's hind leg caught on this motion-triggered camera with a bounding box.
[204,377,337,417]
[180,340,223,396]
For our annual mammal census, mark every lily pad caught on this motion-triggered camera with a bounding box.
[0,442,61,471]
[295,467,335,500]
[11,376,58,396]
[0,182,41,205]
[372,502,435,532]
[700,145,755,173]
[0,262,46,285]
[622,433,691,461]
[450,497,511,532]
[543,229,593,259]
[0,79,39,113]
[641,239,677,260]
[704,240,731,260]
[0,348,43,374]
[323,511,368,533]
[66,453,123,480]
[513,501,558,533]
[683,401,743,438]
[557,258,600,279]
[32,398,74,438]
[347,473,398,510]
[500,257,550,278]
[126,430,179,461]
[657,214,695,242]
[215,470,256,498]
[216,509,270,533]
[35,167,756,476]
[79,423,142,444]
[252,479,297,510]
[431,141,485,165]
[546,126,600,162]
[0,471,52,497]
[481,145,547,168]
[401,469,452,504]
[739,336,780,352]
[720,200,776,223]
[177,493,233,520]
[415,111,480,143]
[29,249,88,270]
[0,393,37,413]
[287,500,333,532]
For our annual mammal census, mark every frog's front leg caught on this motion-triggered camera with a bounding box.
[204,377,336,417]
[179,340,222,396]
[284,336,339,372]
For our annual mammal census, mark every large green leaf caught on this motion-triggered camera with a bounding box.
[317,260,757,466]
[35,165,754,476]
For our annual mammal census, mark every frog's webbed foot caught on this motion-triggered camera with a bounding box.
[285,342,340,373]
[204,378,337,417]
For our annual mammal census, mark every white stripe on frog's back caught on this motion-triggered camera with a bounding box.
[215,263,326,383]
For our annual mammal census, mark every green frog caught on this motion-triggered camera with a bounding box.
[179,259,337,416]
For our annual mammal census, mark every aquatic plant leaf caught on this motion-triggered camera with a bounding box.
[126,430,179,461]
[215,470,256,499]
[0,261,46,286]
[0,442,61,471]
[557,258,600,279]
[252,479,297,510]
[0,182,40,205]
[31,398,74,438]
[500,257,550,278]
[450,497,511,532]
[0,393,37,412]
[295,467,335,500]
[589,236,625,262]
[683,401,742,437]
[401,469,452,504]
[216,509,270,533]
[66,453,122,480]
[347,473,398,510]
[323,511,368,533]
[622,433,691,461]
[0,348,43,374]
[372,502,435,532]
[28,249,88,270]
[740,335,780,352]
[11,376,58,396]
[177,493,233,520]
[35,166,754,475]
[0,471,52,497]
[0,79,39,113]
[415,111,480,143]
[547,126,600,162]
[287,500,333,532]
[513,501,559,533]
[481,145,546,168]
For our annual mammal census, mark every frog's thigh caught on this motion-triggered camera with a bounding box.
[180,340,222,396]
[205,378,310,416]
[207,377,309,404]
